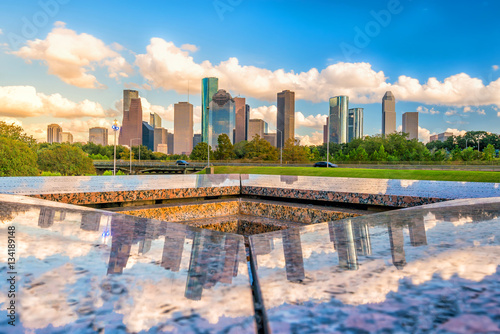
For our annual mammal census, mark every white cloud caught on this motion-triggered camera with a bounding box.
[463,106,485,115]
[134,37,500,107]
[445,128,467,136]
[0,29,3,35]
[296,131,323,145]
[180,43,199,53]
[445,109,458,116]
[0,86,106,118]
[250,105,277,128]
[493,65,499,71]
[418,126,431,143]
[417,106,439,114]
[13,22,132,88]
[295,112,327,130]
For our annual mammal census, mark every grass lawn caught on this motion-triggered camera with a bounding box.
[199,166,500,183]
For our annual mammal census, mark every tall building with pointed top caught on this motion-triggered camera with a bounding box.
[201,77,219,144]
[382,91,396,136]
[329,96,349,144]
[208,89,235,148]
[174,102,194,155]
[402,111,419,140]
[277,90,295,148]
[119,95,143,146]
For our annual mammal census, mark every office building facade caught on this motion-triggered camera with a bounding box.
[263,133,277,147]
[154,128,168,152]
[47,124,62,143]
[402,112,419,140]
[248,119,266,140]
[382,91,396,136]
[329,96,349,144]
[277,90,295,148]
[193,134,202,148]
[89,127,108,146]
[142,122,155,151]
[348,108,364,142]
[208,89,235,148]
[201,77,219,144]
[150,112,162,128]
[174,102,194,155]
[61,132,73,144]
[119,90,142,147]
[234,97,247,143]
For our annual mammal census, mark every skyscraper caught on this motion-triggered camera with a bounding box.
[201,77,219,144]
[402,112,419,140]
[245,104,250,141]
[142,121,154,151]
[277,90,295,148]
[193,134,202,148]
[47,124,62,143]
[382,91,396,136]
[154,127,168,152]
[150,112,162,128]
[208,89,235,148]
[234,97,246,143]
[174,102,194,155]
[89,127,108,146]
[61,132,73,144]
[348,108,364,142]
[248,119,266,140]
[119,95,143,147]
[329,96,349,144]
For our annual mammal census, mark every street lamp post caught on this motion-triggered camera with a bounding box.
[112,120,119,176]
[129,137,141,174]
[276,129,283,166]
[326,118,330,168]
[206,107,210,168]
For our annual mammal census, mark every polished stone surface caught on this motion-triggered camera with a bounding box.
[249,197,500,333]
[0,174,241,195]
[0,194,256,333]
[242,174,500,207]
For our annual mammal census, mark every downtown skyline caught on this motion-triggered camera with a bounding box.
[0,0,499,145]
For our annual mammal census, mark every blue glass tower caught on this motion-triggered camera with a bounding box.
[208,89,235,148]
[201,77,219,143]
[329,96,349,144]
[348,108,363,142]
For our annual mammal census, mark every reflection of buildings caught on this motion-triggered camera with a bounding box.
[409,217,427,246]
[388,222,406,269]
[282,229,305,282]
[280,175,298,185]
[38,207,55,228]
[352,222,371,256]
[161,225,187,272]
[107,215,135,275]
[80,212,101,231]
[330,220,358,270]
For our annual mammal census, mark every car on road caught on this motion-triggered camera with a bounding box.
[313,161,338,168]
[175,160,189,166]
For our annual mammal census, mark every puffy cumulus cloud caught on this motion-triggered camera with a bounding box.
[418,126,432,143]
[140,98,174,123]
[445,109,458,116]
[181,43,199,53]
[0,85,106,118]
[296,131,324,146]
[444,128,467,137]
[417,106,439,114]
[135,38,500,107]
[250,105,277,127]
[463,106,486,115]
[13,22,132,88]
[0,116,23,126]
[295,112,327,130]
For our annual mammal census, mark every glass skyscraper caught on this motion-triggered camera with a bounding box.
[329,96,349,144]
[348,108,363,142]
[201,77,219,143]
[208,89,235,148]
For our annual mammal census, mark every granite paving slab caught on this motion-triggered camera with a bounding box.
[0,194,256,333]
[249,196,500,333]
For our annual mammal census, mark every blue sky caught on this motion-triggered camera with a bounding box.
[0,0,499,144]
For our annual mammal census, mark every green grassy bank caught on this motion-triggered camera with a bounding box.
[199,166,500,183]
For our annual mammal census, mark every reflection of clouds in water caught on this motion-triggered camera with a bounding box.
[400,180,418,188]
[116,263,253,332]
[262,246,500,310]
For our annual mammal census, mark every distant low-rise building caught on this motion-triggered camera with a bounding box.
[263,133,277,147]
[157,144,168,155]
[248,119,265,140]
[61,132,73,144]
[89,127,108,146]
[430,132,453,142]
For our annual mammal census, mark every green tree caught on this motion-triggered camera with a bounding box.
[244,135,278,161]
[214,134,234,160]
[483,144,496,161]
[282,138,309,162]
[0,137,39,176]
[37,144,96,175]
[348,146,368,161]
[0,121,37,147]
[190,142,212,160]
[233,140,248,159]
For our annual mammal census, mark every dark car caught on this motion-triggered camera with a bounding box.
[313,161,338,168]
[175,160,189,166]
